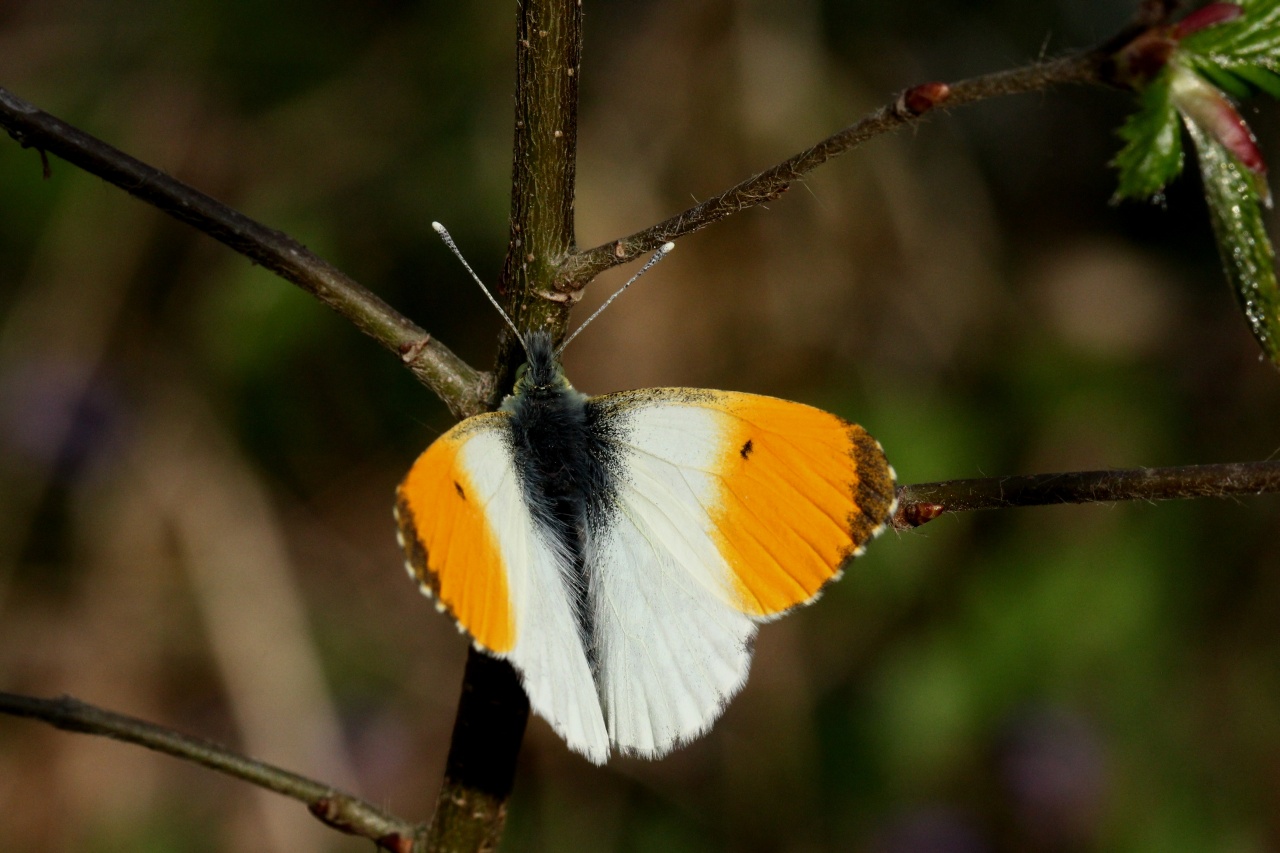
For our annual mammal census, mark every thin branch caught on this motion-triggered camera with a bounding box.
[424,651,530,853]
[491,0,587,381]
[894,460,1280,529]
[0,692,423,853]
[556,51,1110,290]
[0,87,490,418]
[422,1,584,850]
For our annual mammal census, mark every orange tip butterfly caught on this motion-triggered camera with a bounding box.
[394,224,896,764]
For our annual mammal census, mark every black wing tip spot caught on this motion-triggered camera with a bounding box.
[740,438,754,460]
[454,481,467,501]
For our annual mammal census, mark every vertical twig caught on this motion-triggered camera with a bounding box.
[493,0,585,391]
[423,653,531,853]
[424,0,584,850]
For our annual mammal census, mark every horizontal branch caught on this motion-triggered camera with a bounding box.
[0,692,422,853]
[556,51,1109,290]
[0,87,490,418]
[894,460,1280,528]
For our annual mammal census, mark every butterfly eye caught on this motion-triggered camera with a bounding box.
[512,362,530,391]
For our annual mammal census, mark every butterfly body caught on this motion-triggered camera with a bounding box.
[501,332,620,675]
[396,330,896,763]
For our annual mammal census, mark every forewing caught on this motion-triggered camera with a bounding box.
[395,413,609,763]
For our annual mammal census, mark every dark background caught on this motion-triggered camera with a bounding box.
[1,1,1278,850]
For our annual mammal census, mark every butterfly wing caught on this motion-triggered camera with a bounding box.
[395,412,610,763]
[585,390,896,757]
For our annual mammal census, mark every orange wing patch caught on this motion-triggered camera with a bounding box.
[708,394,895,617]
[395,417,516,653]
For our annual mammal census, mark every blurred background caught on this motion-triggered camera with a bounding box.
[1,0,1279,850]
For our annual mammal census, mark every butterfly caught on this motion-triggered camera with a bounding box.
[394,225,896,764]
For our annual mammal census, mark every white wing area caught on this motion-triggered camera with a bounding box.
[586,400,756,758]
[455,429,610,763]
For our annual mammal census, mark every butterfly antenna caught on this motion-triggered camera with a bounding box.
[557,241,676,355]
[432,221,528,354]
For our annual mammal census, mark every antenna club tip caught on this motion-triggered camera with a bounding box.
[660,242,675,253]
[431,221,446,233]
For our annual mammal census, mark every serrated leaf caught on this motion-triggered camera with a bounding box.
[1112,73,1184,201]
[1185,118,1280,365]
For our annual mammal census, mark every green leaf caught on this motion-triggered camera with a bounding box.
[1185,118,1280,365]
[1112,73,1185,201]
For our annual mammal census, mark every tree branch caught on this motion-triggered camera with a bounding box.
[0,692,422,853]
[424,1,584,850]
[556,51,1111,290]
[893,460,1280,528]
[0,87,490,419]
[493,0,586,377]
[424,651,530,853]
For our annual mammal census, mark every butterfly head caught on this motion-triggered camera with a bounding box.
[510,329,575,397]
[428,221,670,406]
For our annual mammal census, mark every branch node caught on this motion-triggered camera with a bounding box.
[538,287,583,303]
[376,833,416,853]
[398,335,432,364]
[308,796,344,827]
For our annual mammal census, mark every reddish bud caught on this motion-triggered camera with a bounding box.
[899,82,951,116]
[1171,65,1268,176]
[897,502,945,529]
[1173,3,1244,40]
